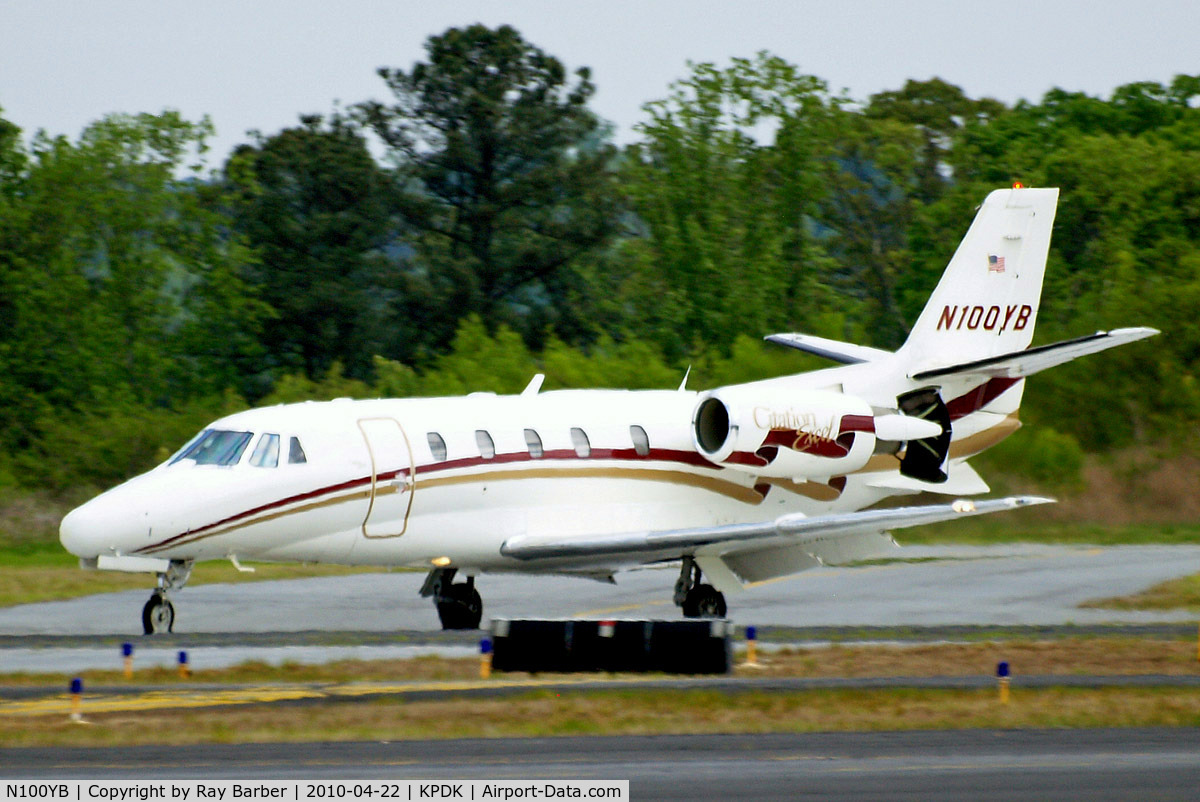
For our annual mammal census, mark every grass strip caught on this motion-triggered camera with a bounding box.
[3,637,1197,686]
[4,686,1200,748]
[1083,574,1200,612]
[899,519,1200,546]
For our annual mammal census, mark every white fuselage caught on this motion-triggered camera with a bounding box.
[59,378,932,577]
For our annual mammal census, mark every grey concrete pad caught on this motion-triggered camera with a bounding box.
[3,544,1200,639]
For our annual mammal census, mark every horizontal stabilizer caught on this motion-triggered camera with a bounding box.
[765,332,893,365]
[910,327,1159,382]
[500,496,1051,561]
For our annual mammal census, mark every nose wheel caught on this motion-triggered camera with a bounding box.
[141,559,192,635]
[142,592,175,634]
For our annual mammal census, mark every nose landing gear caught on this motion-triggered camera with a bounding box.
[142,559,193,635]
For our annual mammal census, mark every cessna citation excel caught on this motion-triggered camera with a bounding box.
[60,187,1157,633]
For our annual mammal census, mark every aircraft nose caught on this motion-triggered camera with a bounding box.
[59,497,125,558]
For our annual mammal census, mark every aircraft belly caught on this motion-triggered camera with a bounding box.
[395,467,871,571]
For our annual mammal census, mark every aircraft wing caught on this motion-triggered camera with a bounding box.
[499,495,1051,562]
[910,327,1158,381]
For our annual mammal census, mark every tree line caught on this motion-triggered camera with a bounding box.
[1,23,1197,494]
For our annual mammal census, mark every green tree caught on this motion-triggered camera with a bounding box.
[615,53,848,361]
[914,77,1200,448]
[358,24,621,346]
[866,78,1006,202]
[0,111,265,451]
[224,114,399,383]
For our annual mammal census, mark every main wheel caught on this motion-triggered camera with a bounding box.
[681,584,727,618]
[142,594,175,635]
[436,583,483,630]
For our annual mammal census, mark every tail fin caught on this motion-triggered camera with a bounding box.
[899,187,1059,376]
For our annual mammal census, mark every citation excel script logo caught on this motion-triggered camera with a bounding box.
[753,408,845,458]
[937,304,1032,334]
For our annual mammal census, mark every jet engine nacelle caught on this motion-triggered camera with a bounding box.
[692,387,879,479]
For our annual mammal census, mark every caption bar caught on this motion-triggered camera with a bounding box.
[1,782,629,802]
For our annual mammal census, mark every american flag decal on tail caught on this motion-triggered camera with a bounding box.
[988,255,1006,273]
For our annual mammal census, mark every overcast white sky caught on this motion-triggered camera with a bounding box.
[2,1,1198,166]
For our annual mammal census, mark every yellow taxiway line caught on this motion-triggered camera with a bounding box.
[0,676,647,717]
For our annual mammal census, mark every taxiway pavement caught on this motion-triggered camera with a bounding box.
[4,544,1200,638]
[4,729,1200,800]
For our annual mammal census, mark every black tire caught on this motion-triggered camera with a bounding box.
[681,584,727,618]
[142,594,175,635]
[436,583,483,630]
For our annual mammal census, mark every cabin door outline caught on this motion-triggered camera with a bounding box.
[357,417,416,538]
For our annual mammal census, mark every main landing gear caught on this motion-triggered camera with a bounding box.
[674,556,727,618]
[421,567,483,630]
[142,559,193,635]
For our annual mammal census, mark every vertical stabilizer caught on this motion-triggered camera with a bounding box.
[899,187,1059,375]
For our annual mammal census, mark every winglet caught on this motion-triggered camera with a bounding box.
[678,365,692,391]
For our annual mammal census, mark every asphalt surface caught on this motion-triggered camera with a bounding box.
[5,729,1200,800]
[4,544,1200,672]
[5,544,1200,640]
[5,545,1200,798]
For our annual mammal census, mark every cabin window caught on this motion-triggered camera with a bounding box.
[427,432,447,462]
[524,428,544,458]
[570,427,591,458]
[249,433,281,468]
[288,436,307,464]
[476,430,496,459]
[630,425,651,457]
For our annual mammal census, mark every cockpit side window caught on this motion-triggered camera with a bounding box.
[249,433,281,468]
[171,430,253,466]
[288,436,307,464]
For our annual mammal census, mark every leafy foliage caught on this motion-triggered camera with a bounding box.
[224,115,399,383]
[357,24,621,348]
[2,42,1199,498]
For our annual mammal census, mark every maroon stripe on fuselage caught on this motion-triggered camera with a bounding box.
[138,446,726,553]
[139,377,1019,554]
[945,377,1022,421]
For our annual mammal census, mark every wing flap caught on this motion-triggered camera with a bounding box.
[499,496,1052,562]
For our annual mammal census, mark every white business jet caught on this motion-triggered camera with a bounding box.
[60,187,1157,633]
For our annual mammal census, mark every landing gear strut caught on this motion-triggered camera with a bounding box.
[142,559,193,635]
[421,567,483,630]
[674,556,727,618]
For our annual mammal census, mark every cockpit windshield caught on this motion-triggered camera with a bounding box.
[170,429,254,466]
